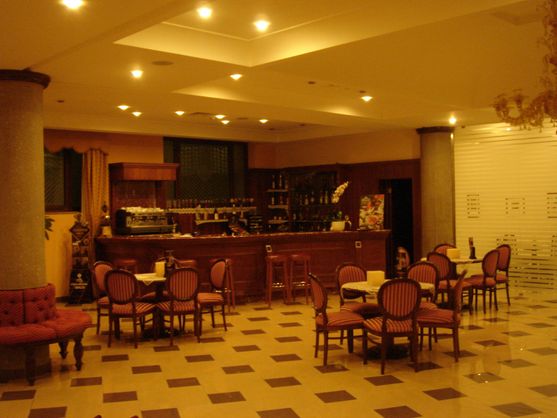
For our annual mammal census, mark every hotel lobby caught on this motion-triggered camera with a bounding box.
[1,1,557,417]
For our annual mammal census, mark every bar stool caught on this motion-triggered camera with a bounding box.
[265,254,290,307]
[113,258,138,273]
[289,253,311,304]
[209,257,236,312]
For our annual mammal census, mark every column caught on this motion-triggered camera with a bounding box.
[0,70,50,289]
[417,126,455,256]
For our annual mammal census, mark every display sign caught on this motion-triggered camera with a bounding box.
[358,194,385,230]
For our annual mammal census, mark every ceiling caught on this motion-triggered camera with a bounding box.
[0,0,546,142]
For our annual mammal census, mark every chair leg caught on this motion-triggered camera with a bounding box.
[493,287,498,311]
[96,307,101,335]
[210,306,216,328]
[169,313,174,346]
[347,329,354,353]
[323,330,329,366]
[314,329,320,359]
[221,304,227,331]
[362,328,368,364]
[452,326,460,362]
[73,335,84,370]
[506,282,511,305]
[380,337,388,375]
[198,308,203,342]
[132,316,138,349]
[428,328,433,351]
[58,341,68,359]
[108,316,113,347]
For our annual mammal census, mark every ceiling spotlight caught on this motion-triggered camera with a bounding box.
[221,120,230,125]
[361,95,373,102]
[175,110,185,116]
[117,105,129,111]
[130,69,143,79]
[254,20,270,32]
[230,73,243,81]
[259,119,268,124]
[197,6,212,19]
[132,111,142,117]
[61,0,84,10]
[449,115,457,125]
[214,114,226,119]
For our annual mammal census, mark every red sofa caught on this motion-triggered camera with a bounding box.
[0,283,92,384]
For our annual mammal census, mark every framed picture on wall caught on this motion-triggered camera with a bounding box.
[358,194,385,230]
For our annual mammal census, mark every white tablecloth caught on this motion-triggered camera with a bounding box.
[341,280,434,296]
[135,273,166,286]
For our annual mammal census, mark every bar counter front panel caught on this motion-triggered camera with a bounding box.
[96,230,391,301]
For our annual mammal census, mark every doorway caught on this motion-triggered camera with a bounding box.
[380,179,414,262]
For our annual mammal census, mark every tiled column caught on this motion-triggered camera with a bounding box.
[0,70,50,289]
[417,126,455,256]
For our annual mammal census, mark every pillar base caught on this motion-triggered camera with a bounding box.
[0,345,51,383]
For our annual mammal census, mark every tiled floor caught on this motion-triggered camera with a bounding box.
[1,289,556,418]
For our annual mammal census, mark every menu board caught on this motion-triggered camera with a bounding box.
[358,194,384,230]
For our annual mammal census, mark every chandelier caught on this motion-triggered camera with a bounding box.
[493,0,557,129]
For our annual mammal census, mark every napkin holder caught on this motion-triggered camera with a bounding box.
[366,270,385,286]
[155,261,165,277]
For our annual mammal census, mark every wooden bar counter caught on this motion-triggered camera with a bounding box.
[96,230,391,302]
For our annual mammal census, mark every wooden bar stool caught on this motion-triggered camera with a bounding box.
[265,254,290,307]
[289,253,311,304]
[113,258,138,273]
[209,257,236,312]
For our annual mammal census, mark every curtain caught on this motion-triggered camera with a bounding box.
[81,148,109,263]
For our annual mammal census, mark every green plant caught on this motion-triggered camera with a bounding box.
[45,216,55,240]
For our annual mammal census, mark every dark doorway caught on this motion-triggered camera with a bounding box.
[380,179,414,262]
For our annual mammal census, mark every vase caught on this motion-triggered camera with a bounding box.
[330,220,345,231]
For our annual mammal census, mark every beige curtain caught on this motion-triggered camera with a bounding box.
[81,148,109,263]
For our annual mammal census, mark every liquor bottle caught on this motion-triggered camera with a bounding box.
[271,175,276,189]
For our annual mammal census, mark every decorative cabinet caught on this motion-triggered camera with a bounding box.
[266,172,290,231]
[289,170,337,232]
[68,214,92,304]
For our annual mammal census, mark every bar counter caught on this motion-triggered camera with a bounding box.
[96,230,391,301]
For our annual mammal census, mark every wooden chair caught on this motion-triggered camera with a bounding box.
[197,259,228,340]
[289,253,311,304]
[157,267,200,346]
[309,273,364,366]
[104,269,156,348]
[91,261,113,334]
[265,254,290,307]
[427,251,473,311]
[418,270,467,362]
[466,249,499,313]
[495,244,512,305]
[362,278,421,374]
[406,261,439,305]
[336,263,381,319]
[209,257,236,312]
[141,258,197,302]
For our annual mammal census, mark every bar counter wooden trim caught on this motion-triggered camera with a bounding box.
[96,230,391,302]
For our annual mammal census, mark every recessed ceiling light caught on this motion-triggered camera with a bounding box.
[215,114,226,119]
[221,120,230,125]
[197,6,212,19]
[61,0,84,10]
[230,73,243,81]
[361,95,373,102]
[254,20,270,32]
[449,115,457,125]
[175,110,185,116]
[132,111,142,117]
[505,127,512,131]
[117,105,130,111]
[130,69,143,79]
[259,119,268,124]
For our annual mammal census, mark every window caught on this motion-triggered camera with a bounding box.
[164,138,247,200]
[44,148,82,211]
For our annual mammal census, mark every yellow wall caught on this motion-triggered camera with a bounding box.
[248,129,419,168]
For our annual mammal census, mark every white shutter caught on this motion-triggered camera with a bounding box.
[454,122,557,289]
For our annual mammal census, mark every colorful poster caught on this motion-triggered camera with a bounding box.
[358,194,384,230]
